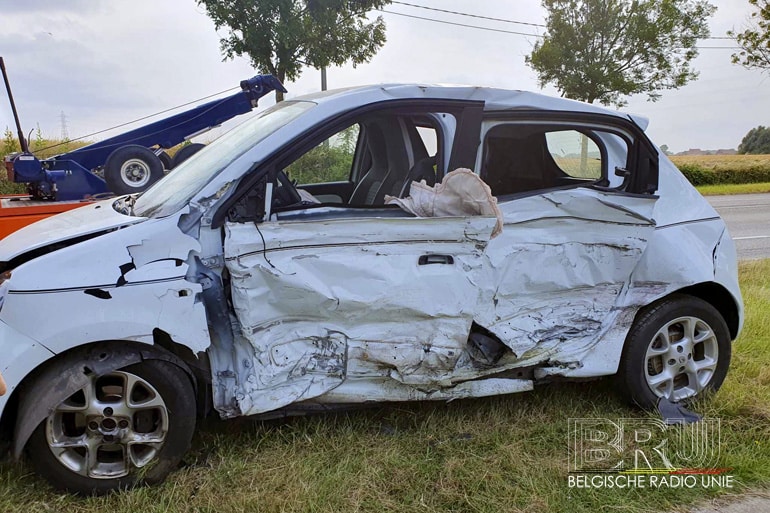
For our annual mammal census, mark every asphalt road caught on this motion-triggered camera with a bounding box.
[707,193,770,260]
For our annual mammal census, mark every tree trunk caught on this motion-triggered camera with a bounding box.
[275,69,286,102]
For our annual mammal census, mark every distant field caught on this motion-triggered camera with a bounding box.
[670,154,770,171]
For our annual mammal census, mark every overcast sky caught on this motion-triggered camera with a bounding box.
[1,0,767,153]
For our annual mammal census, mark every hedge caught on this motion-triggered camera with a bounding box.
[676,163,770,186]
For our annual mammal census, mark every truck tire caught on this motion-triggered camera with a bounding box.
[170,143,205,169]
[156,150,172,171]
[104,145,164,195]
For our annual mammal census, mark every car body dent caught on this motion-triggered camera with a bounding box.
[220,215,498,416]
[0,208,210,355]
[0,199,145,262]
[471,188,657,374]
[0,84,743,451]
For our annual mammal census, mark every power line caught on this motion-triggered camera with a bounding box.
[390,1,545,28]
[379,10,543,37]
[34,85,241,152]
[387,1,735,41]
[379,9,740,48]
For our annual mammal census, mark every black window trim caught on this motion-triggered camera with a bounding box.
[481,110,659,196]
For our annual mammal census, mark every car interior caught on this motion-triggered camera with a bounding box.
[270,114,625,215]
[272,112,442,212]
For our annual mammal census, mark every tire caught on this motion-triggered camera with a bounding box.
[156,150,172,170]
[104,145,164,195]
[26,360,196,495]
[170,143,205,169]
[617,294,731,409]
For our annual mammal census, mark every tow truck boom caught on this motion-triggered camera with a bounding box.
[1,56,286,201]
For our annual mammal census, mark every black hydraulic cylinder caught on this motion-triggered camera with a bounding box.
[0,56,30,154]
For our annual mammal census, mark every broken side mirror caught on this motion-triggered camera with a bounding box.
[226,175,267,223]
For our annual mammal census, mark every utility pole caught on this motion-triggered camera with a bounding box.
[60,111,69,141]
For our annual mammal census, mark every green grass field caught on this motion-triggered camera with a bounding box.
[696,182,770,196]
[0,261,768,512]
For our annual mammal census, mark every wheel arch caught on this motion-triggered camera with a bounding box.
[1,339,199,461]
[674,282,740,340]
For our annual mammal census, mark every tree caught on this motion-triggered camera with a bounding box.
[526,0,716,107]
[198,0,390,101]
[729,0,770,71]
[738,125,770,154]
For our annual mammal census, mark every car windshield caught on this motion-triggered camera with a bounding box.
[132,100,316,218]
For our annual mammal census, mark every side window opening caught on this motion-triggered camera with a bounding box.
[285,124,360,185]
[545,130,602,180]
[481,123,630,198]
[274,113,446,211]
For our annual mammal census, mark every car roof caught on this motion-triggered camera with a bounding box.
[291,84,650,130]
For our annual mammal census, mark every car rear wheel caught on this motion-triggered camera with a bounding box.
[617,294,731,409]
[26,360,195,495]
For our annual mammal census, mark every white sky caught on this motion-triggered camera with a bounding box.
[1,0,767,154]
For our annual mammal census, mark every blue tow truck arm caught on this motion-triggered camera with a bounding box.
[2,65,286,201]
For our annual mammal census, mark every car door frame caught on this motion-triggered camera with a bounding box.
[211,98,487,228]
[476,110,659,196]
[471,110,662,376]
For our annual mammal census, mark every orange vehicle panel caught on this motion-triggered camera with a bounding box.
[0,195,94,239]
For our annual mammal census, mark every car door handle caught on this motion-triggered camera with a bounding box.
[418,254,454,265]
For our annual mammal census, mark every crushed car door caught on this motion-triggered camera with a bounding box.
[224,214,497,415]
[473,119,659,372]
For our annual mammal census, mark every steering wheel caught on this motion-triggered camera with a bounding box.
[273,170,302,208]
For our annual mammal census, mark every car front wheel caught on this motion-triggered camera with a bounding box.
[26,360,196,495]
[618,294,731,409]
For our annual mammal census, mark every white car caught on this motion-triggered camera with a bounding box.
[0,84,742,494]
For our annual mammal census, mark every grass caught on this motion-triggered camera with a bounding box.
[0,261,768,512]
[696,182,770,196]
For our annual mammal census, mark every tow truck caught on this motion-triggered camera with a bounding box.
[0,57,285,238]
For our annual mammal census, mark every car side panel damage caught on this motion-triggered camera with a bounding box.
[0,214,210,355]
[473,188,658,375]
[217,187,663,415]
[220,216,498,416]
[0,212,212,456]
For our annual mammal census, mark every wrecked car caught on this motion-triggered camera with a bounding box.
[0,84,742,493]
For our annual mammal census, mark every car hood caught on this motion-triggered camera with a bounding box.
[0,199,145,261]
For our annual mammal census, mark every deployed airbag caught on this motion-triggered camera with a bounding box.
[385,168,504,237]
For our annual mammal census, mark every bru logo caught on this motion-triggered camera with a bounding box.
[568,418,721,472]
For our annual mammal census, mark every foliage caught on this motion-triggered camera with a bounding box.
[1,127,94,195]
[674,162,770,185]
[696,181,770,195]
[671,154,770,185]
[730,0,770,71]
[198,0,390,101]
[286,125,358,184]
[738,125,770,154]
[2,126,92,159]
[526,0,716,107]
[1,128,17,158]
